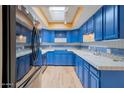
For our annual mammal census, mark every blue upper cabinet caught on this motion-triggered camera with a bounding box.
[67,29,80,43]
[42,29,55,43]
[103,5,124,40]
[49,31,55,42]
[42,29,49,42]
[87,17,94,34]
[55,31,66,38]
[16,23,32,44]
[94,7,103,41]
[80,5,124,41]
[67,31,71,42]
[119,6,124,39]
[71,30,80,42]
[82,23,87,34]
[103,5,118,40]
[79,27,83,43]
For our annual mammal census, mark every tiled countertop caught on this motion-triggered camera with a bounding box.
[16,49,32,58]
[70,49,124,70]
[42,48,124,70]
[16,47,124,70]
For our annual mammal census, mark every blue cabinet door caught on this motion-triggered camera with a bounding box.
[46,51,75,66]
[42,29,49,42]
[72,30,79,42]
[50,31,55,43]
[34,49,42,66]
[42,53,46,66]
[67,53,74,66]
[54,51,67,66]
[90,72,99,88]
[25,54,31,73]
[16,58,20,80]
[83,66,90,88]
[75,56,79,76]
[87,17,94,34]
[78,58,84,84]
[67,30,79,43]
[79,27,83,42]
[82,24,87,34]
[67,31,70,43]
[42,29,55,43]
[17,57,26,80]
[47,52,54,65]
[54,53,60,65]
[103,5,118,40]
[94,8,103,41]
[119,6,124,39]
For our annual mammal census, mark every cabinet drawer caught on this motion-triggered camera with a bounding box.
[90,72,99,88]
[84,61,89,68]
[90,66,100,77]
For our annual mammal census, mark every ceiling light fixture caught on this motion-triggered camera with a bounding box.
[64,20,67,24]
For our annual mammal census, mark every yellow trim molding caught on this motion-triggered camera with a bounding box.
[48,22,72,29]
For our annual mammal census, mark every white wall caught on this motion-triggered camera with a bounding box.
[0,6,2,88]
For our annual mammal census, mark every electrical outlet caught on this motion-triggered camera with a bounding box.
[107,49,111,54]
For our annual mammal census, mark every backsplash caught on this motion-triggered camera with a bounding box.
[88,45,124,57]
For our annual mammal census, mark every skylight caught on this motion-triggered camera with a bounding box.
[49,7,66,11]
[49,7,66,21]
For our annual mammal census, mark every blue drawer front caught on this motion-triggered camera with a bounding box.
[90,72,99,88]
[90,66,99,77]
[84,61,90,69]
[83,66,90,88]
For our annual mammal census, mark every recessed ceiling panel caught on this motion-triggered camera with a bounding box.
[40,6,78,23]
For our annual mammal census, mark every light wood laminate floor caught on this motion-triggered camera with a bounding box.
[29,66,83,88]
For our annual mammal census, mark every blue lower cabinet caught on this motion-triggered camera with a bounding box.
[90,72,99,88]
[25,54,30,73]
[78,61,84,84]
[42,53,47,66]
[16,54,31,81]
[17,57,26,80]
[75,56,79,76]
[33,49,42,66]
[67,53,75,66]
[54,53,66,65]
[75,54,124,88]
[47,52,54,65]
[16,58,20,80]
[100,71,124,88]
[46,50,75,66]
[83,66,90,88]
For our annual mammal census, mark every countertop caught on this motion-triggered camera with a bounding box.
[41,48,124,70]
[16,47,124,70]
[16,49,32,58]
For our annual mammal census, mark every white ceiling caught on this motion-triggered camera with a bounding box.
[41,6,78,23]
[75,5,102,29]
[25,5,102,30]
